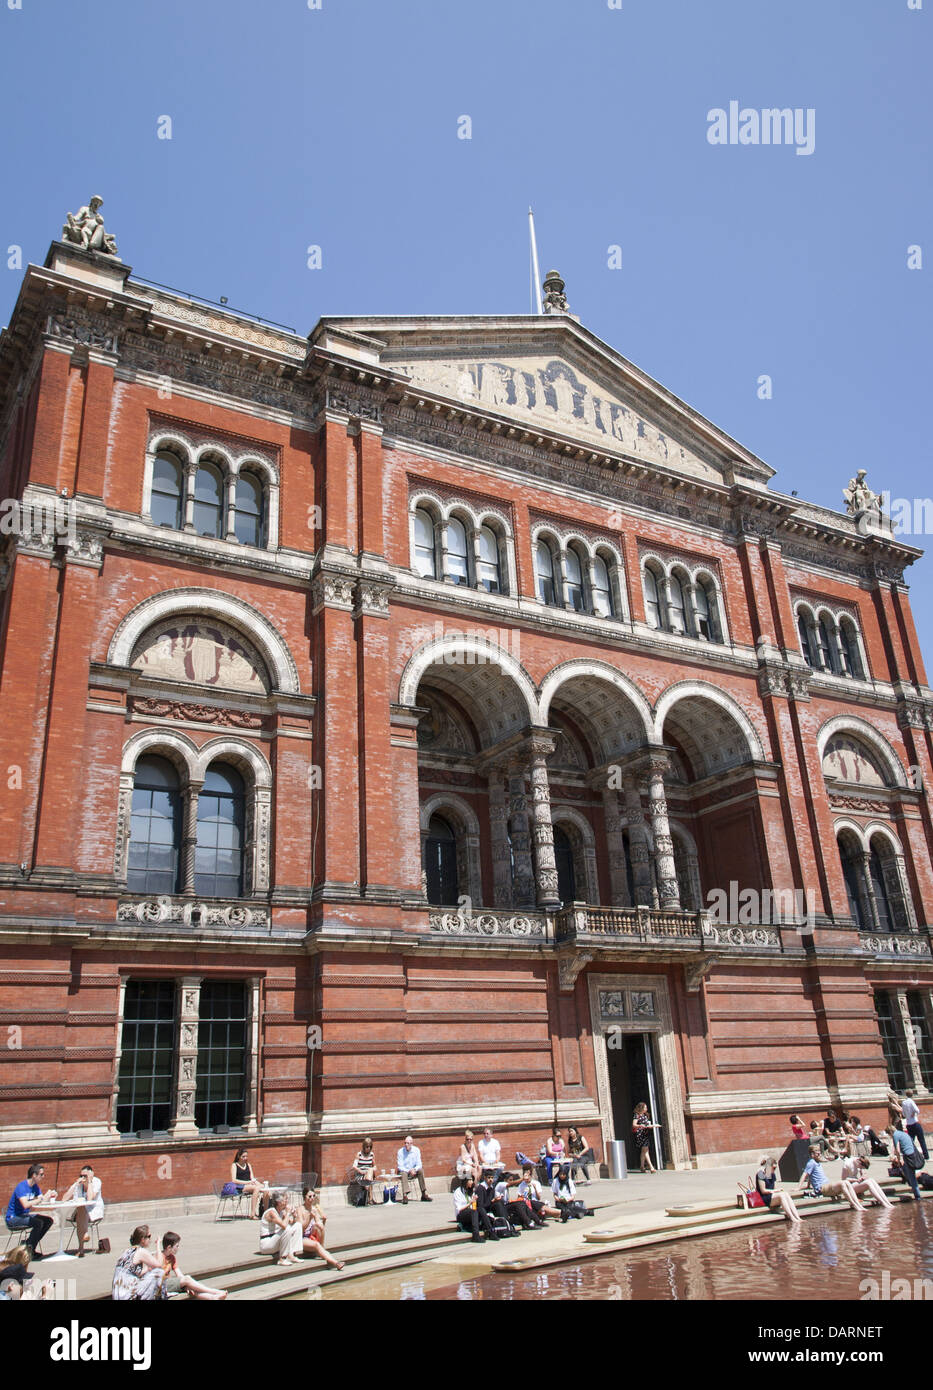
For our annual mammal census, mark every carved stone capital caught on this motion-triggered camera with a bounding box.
[310,571,356,613]
[558,949,594,993]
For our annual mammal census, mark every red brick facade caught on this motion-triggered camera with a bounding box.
[1,239,932,1200]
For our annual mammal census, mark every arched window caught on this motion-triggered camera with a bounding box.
[592,554,614,618]
[232,472,264,547]
[644,567,662,629]
[193,462,224,539]
[565,546,586,612]
[446,517,470,585]
[535,540,558,606]
[798,611,817,667]
[413,508,437,579]
[817,616,839,674]
[195,763,245,898]
[869,843,894,932]
[424,814,459,905]
[477,525,501,593]
[838,835,866,929]
[151,451,184,530]
[695,578,721,642]
[668,573,687,634]
[839,620,864,680]
[127,755,183,894]
[553,825,577,904]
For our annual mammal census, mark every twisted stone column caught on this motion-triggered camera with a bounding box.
[622,776,654,907]
[508,760,536,907]
[487,770,513,907]
[646,756,680,909]
[528,738,561,909]
[859,852,882,931]
[180,780,204,896]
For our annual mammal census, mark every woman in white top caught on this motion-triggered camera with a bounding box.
[62,1163,104,1255]
[258,1193,303,1265]
[456,1130,482,1181]
[840,1145,894,1208]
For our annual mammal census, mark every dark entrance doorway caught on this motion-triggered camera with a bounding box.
[607,1031,664,1169]
[554,825,576,904]
[424,815,459,905]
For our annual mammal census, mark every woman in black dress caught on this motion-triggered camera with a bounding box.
[632,1102,658,1173]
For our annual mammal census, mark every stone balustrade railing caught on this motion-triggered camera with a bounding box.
[555,904,704,945]
[860,931,932,957]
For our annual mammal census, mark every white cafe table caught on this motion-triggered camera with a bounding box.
[30,1198,88,1263]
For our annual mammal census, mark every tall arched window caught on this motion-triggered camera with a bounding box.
[553,825,577,904]
[817,616,839,674]
[127,756,183,894]
[193,462,224,539]
[477,525,501,593]
[535,540,558,606]
[232,472,264,547]
[644,567,662,629]
[446,517,470,585]
[413,508,437,579]
[195,763,245,898]
[696,579,721,642]
[592,554,613,618]
[798,611,817,667]
[668,573,687,634]
[839,619,864,680]
[151,452,184,530]
[565,546,585,612]
[838,835,866,928]
[869,843,894,932]
[424,814,459,905]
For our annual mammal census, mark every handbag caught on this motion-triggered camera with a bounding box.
[905,1148,924,1171]
[738,1179,765,1210]
[97,1237,111,1254]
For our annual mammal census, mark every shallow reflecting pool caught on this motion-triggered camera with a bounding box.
[320,1200,933,1300]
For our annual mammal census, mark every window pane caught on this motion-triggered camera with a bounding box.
[233,473,263,547]
[195,982,248,1130]
[644,570,661,628]
[447,518,469,584]
[874,990,909,1091]
[592,557,612,617]
[194,465,223,539]
[151,454,182,529]
[669,576,686,633]
[477,526,501,593]
[195,764,245,898]
[535,542,556,605]
[126,757,182,894]
[115,980,177,1136]
[414,510,437,579]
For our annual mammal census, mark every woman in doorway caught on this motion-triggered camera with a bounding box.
[633,1102,659,1173]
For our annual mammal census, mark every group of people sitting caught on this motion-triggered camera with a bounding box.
[4,1160,105,1261]
[754,1095,930,1220]
[346,1125,598,1208]
[453,1164,593,1240]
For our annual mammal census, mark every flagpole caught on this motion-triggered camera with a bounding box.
[528,207,543,315]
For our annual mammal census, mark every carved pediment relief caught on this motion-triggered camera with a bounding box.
[395,354,722,482]
[130,617,270,693]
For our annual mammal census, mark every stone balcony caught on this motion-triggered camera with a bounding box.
[427,903,787,954]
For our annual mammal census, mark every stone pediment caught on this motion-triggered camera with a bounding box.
[314,317,773,487]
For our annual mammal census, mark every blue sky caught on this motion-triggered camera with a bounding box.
[2,0,931,659]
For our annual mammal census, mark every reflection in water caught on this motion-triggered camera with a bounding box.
[417,1203,933,1301]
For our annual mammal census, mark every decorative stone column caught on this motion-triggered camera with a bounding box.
[182,464,197,532]
[224,471,238,542]
[507,759,536,907]
[170,977,201,1137]
[180,779,204,896]
[600,784,632,906]
[242,976,262,1134]
[113,772,135,882]
[895,990,926,1091]
[528,735,561,910]
[859,852,882,931]
[487,770,513,907]
[646,755,680,909]
[622,776,654,907]
[894,855,918,930]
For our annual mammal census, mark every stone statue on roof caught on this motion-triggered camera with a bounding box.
[542,269,569,315]
[843,469,882,521]
[62,196,118,256]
